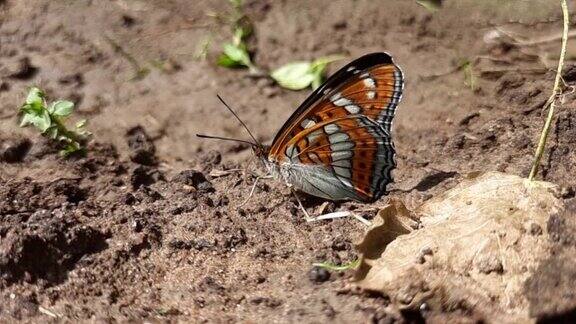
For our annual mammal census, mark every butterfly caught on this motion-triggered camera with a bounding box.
[199,52,404,203]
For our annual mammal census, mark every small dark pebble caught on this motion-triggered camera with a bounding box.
[131,166,164,188]
[170,201,197,215]
[331,238,349,251]
[216,195,229,206]
[201,196,214,207]
[121,14,136,27]
[193,239,213,251]
[168,239,192,250]
[123,193,138,205]
[126,126,157,166]
[309,266,330,283]
[332,21,347,30]
[131,219,143,232]
[172,170,214,193]
[529,223,543,236]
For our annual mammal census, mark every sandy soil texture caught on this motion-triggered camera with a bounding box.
[1,0,575,322]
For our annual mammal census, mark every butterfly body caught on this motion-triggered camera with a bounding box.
[257,52,404,203]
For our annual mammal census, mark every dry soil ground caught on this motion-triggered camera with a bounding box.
[1,0,575,322]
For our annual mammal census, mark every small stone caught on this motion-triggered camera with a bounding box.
[130,166,163,188]
[126,126,157,166]
[474,254,504,274]
[528,222,543,236]
[193,239,212,251]
[331,238,348,251]
[168,239,191,250]
[172,170,214,193]
[308,266,330,283]
[121,14,136,27]
[123,193,137,205]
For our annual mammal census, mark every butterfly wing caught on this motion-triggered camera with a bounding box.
[268,52,404,202]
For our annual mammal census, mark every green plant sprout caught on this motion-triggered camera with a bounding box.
[216,0,257,72]
[529,0,569,181]
[19,87,90,157]
[459,59,477,91]
[271,55,344,90]
[415,0,443,12]
[312,259,360,272]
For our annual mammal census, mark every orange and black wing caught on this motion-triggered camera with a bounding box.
[268,52,404,202]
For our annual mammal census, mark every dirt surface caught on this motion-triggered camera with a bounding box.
[1,0,575,322]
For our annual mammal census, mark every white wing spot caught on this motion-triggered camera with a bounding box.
[285,144,300,162]
[301,119,316,129]
[331,141,354,151]
[332,159,351,168]
[345,104,361,114]
[328,132,349,144]
[367,91,376,100]
[332,150,353,160]
[324,124,340,134]
[330,92,342,101]
[333,97,352,106]
[334,166,351,179]
[307,129,323,143]
[363,78,376,88]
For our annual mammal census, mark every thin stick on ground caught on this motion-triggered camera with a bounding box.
[497,27,576,47]
[528,0,569,181]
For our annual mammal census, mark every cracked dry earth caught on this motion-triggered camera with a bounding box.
[1,0,576,322]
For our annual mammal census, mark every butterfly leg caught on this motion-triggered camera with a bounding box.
[313,211,371,226]
[238,174,274,207]
[290,189,315,222]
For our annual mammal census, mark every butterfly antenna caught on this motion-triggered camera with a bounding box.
[196,134,258,147]
[216,94,262,147]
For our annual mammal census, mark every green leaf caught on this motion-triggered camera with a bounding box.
[416,0,443,12]
[46,126,59,139]
[312,259,360,272]
[309,55,344,89]
[311,73,323,90]
[19,112,35,127]
[220,43,251,67]
[271,62,315,90]
[217,53,243,68]
[26,87,44,106]
[20,109,51,132]
[60,141,83,157]
[37,109,52,133]
[51,100,75,117]
[310,55,344,72]
[232,26,251,46]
